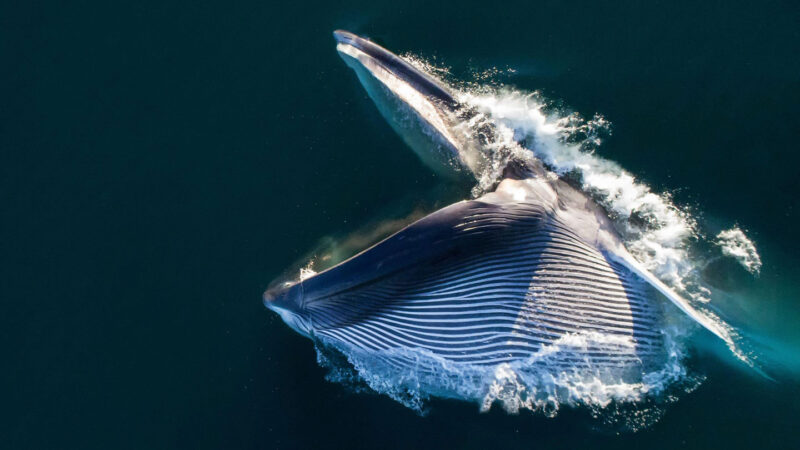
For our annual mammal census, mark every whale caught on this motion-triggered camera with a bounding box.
[264,31,732,375]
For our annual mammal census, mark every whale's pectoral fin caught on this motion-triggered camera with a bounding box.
[610,253,772,377]
[607,253,733,345]
[299,196,668,367]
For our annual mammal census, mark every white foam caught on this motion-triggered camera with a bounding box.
[716,227,762,275]
[313,57,759,424]
[298,261,317,281]
[316,328,698,430]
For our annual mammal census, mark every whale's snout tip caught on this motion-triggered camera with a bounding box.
[333,30,358,45]
[263,279,301,312]
[263,283,288,306]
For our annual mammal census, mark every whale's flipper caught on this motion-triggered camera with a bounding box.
[608,253,732,344]
[289,186,671,370]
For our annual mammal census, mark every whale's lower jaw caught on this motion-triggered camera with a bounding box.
[266,303,312,338]
[273,178,670,371]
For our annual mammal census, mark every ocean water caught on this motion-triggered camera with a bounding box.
[3,0,799,448]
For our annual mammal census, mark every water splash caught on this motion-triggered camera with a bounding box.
[298,261,317,281]
[715,226,762,275]
[460,90,703,296]
[315,325,702,431]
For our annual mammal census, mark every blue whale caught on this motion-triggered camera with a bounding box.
[264,31,731,374]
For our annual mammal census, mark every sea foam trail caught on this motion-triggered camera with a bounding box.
[305,58,762,425]
[715,226,762,275]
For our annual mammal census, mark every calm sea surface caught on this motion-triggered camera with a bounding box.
[3,1,799,448]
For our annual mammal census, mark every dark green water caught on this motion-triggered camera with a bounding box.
[3,1,799,448]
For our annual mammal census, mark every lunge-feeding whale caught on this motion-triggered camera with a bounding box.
[264,31,731,375]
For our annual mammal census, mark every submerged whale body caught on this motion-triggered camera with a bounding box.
[264,31,734,410]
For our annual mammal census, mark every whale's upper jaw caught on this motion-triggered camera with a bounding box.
[333,30,458,109]
[332,30,361,49]
[333,30,486,179]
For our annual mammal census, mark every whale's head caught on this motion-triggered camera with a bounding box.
[334,30,483,181]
